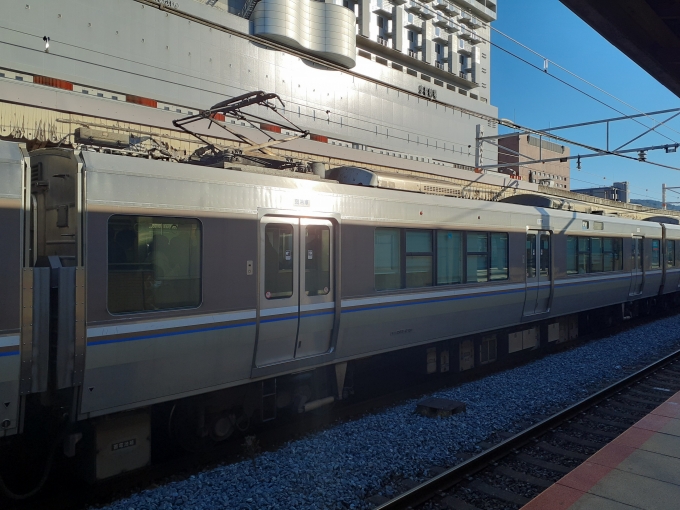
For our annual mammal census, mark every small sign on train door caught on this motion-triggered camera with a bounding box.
[308,249,313,260]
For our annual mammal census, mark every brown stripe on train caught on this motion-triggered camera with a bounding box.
[310,134,328,143]
[126,95,158,108]
[33,75,73,91]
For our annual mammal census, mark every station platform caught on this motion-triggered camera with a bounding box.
[522,390,680,510]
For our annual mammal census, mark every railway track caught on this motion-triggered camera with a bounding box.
[374,345,680,510]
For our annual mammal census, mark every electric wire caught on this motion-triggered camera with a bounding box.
[490,26,680,140]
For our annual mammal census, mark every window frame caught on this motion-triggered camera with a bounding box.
[651,239,661,269]
[107,213,203,315]
[666,239,676,268]
[374,227,509,291]
[567,235,624,275]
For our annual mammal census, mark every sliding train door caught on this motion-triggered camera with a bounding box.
[523,230,552,316]
[629,236,644,296]
[255,216,335,367]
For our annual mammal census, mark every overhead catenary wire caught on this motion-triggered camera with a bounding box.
[490,26,680,141]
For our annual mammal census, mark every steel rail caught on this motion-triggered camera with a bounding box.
[375,344,680,510]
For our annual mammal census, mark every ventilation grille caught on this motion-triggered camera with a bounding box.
[423,184,462,197]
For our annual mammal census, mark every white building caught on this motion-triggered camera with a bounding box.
[0,0,504,180]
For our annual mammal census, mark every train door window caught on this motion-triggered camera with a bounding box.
[651,239,661,269]
[467,232,488,283]
[436,231,462,285]
[108,215,202,314]
[490,233,509,280]
[264,223,294,299]
[375,228,401,290]
[566,236,578,274]
[577,237,590,274]
[539,233,550,277]
[526,234,536,278]
[304,225,330,296]
[667,240,676,268]
[590,237,604,273]
[405,230,433,288]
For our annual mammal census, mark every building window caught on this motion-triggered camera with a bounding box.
[108,215,202,314]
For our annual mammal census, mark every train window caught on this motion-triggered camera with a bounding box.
[539,233,550,278]
[577,237,589,274]
[566,236,578,275]
[526,234,536,278]
[108,215,201,314]
[466,232,488,283]
[375,228,401,290]
[305,225,330,296]
[667,240,676,268]
[590,237,604,273]
[490,233,509,280]
[265,223,294,299]
[651,239,661,269]
[405,230,433,288]
[436,231,462,285]
[614,239,623,270]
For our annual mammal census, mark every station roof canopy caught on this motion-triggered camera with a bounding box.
[560,0,680,98]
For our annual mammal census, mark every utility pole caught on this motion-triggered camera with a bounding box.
[662,184,680,210]
[664,183,666,210]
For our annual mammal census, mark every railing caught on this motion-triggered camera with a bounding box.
[378,36,390,47]
[408,49,418,58]
[435,61,445,70]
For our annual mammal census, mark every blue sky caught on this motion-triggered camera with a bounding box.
[491,0,680,203]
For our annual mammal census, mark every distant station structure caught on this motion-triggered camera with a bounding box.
[497,134,571,189]
[572,182,630,203]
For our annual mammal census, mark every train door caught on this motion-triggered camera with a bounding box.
[255,216,335,367]
[629,236,644,296]
[523,231,551,315]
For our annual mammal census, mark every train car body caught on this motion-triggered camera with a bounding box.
[3,141,680,485]
[0,141,28,439]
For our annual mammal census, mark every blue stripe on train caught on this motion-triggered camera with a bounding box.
[88,275,634,347]
[88,321,256,346]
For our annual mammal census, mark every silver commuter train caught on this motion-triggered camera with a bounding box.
[1,139,680,484]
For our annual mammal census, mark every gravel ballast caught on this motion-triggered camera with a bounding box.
[97,314,680,510]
